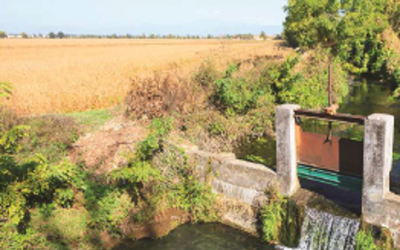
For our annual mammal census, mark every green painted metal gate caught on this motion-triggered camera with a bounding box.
[298,164,362,191]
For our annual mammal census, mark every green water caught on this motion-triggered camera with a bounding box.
[339,79,400,153]
[113,223,274,250]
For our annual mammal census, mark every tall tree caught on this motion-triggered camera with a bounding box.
[48,32,56,39]
[260,31,267,40]
[283,0,390,74]
[57,31,65,39]
[0,31,7,38]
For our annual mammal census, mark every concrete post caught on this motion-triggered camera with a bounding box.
[363,114,394,224]
[276,104,301,197]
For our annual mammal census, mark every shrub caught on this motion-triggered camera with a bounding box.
[152,144,216,222]
[0,82,13,105]
[45,208,88,244]
[269,52,349,109]
[0,223,50,250]
[194,60,219,87]
[87,190,134,234]
[208,122,225,136]
[356,230,379,250]
[260,189,287,243]
[125,70,205,119]
[18,116,81,163]
[212,64,272,115]
[260,188,303,247]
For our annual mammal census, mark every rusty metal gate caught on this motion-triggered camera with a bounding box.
[292,65,366,187]
[295,123,364,177]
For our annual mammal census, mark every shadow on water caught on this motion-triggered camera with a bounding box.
[299,178,362,215]
[339,78,400,194]
[112,223,274,250]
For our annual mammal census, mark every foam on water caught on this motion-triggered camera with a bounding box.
[277,208,360,250]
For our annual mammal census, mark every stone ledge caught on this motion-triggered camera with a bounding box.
[217,159,277,191]
[212,179,264,205]
[187,148,277,192]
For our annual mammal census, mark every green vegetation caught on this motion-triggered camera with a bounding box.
[0,31,7,38]
[284,0,400,91]
[111,117,216,223]
[260,188,303,247]
[194,59,220,87]
[0,110,215,249]
[65,108,114,131]
[356,227,399,250]
[212,64,273,115]
[356,230,380,250]
[18,116,80,163]
[269,53,349,108]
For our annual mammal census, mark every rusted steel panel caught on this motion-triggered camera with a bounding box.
[294,109,365,125]
[296,125,364,177]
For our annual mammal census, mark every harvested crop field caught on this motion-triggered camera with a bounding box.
[0,39,291,115]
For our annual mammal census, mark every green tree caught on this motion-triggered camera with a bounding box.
[48,32,56,39]
[57,31,65,39]
[283,0,390,74]
[388,0,400,34]
[21,32,28,39]
[260,31,267,40]
[0,31,7,38]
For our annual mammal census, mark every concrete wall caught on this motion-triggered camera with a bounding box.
[276,104,301,197]
[363,114,400,247]
[184,146,277,233]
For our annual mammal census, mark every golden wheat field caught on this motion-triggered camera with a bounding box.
[0,39,291,115]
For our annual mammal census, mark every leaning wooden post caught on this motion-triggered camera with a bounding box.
[276,104,301,197]
[363,114,394,224]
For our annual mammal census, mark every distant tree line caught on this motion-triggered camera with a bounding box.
[0,31,275,40]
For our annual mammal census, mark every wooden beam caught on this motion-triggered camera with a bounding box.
[294,109,365,125]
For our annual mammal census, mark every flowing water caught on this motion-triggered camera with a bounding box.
[278,208,360,250]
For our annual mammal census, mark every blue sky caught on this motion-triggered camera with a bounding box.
[0,0,287,35]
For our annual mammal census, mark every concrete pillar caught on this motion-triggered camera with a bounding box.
[363,114,394,224]
[276,104,301,197]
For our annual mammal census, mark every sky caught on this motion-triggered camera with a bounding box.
[0,0,287,35]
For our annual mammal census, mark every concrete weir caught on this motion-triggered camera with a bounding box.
[183,147,278,233]
[180,104,400,247]
[275,104,400,247]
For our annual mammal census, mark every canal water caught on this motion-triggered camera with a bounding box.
[113,223,274,250]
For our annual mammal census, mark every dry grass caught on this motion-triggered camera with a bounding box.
[125,68,205,119]
[0,39,291,115]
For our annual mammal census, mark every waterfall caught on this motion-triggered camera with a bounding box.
[278,208,360,250]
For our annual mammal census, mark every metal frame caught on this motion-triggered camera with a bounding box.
[294,109,366,125]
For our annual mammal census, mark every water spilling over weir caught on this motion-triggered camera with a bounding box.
[279,208,360,250]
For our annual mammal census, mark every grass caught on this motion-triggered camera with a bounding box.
[65,108,115,131]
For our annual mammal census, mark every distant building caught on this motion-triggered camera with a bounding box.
[7,34,23,39]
